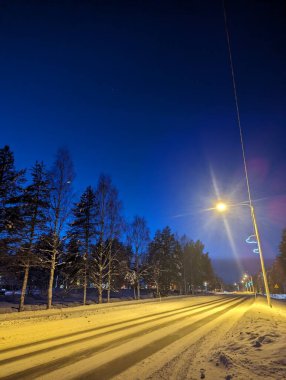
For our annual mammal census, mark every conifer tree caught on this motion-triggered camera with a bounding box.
[182,240,215,294]
[18,162,50,311]
[278,229,286,276]
[68,186,97,305]
[106,238,132,292]
[147,227,182,296]
[59,236,82,291]
[0,146,25,287]
[0,145,25,252]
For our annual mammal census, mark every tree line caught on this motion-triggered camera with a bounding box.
[0,145,219,311]
[253,229,286,294]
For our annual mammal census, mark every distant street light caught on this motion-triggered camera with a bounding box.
[243,273,255,293]
[215,201,271,307]
[203,281,208,292]
[242,273,254,293]
[233,282,239,291]
[241,279,248,292]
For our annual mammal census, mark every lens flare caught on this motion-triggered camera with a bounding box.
[216,202,227,212]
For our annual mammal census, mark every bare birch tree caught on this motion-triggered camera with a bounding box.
[127,216,150,299]
[45,148,74,309]
[91,175,123,303]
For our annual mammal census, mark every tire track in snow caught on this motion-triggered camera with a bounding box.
[79,297,250,380]
[0,296,247,380]
[0,297,237,369]
[0,296,191,322]
[146,297,255,380]
[0,296,228,357]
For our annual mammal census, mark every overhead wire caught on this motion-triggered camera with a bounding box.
[222,0,253,209]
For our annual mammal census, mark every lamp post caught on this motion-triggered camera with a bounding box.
[249,205,270,305]
[215,201,271,307]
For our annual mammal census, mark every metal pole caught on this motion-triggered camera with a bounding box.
[250,206,271,307]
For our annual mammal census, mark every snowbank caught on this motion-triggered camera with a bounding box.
[270,293,286,300]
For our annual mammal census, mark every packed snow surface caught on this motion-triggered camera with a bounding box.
[0,295,285,379]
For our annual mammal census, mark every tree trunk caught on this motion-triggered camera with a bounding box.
[83,276,87,306]
[107,280,110,302]
[156,281,160,298]
[135,251,139,299]
[19,264,29,312]
[184,277,187,295]
[107,261,111,303]
[83,258,87,305]
[83,283,87,305]
[47,250,56,309]
[98,285,102,304]
[98,265,103,304]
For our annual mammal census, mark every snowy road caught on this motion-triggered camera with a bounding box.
[0,295,273,380]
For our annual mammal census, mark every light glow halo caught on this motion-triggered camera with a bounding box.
[216,202,228,212]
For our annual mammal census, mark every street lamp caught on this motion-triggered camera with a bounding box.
[221,3,272,307]
[216,202,227,212]
[215,201,271,307]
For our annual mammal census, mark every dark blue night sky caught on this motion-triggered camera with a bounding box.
[1,0,285,281]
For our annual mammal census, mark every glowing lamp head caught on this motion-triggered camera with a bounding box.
[216,202,227,212]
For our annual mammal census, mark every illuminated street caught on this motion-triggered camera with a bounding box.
[0,295,285,380]
[1,1,286,379]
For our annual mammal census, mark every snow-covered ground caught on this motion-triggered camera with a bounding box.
[0,295,285,379]
[270,294,286,300]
